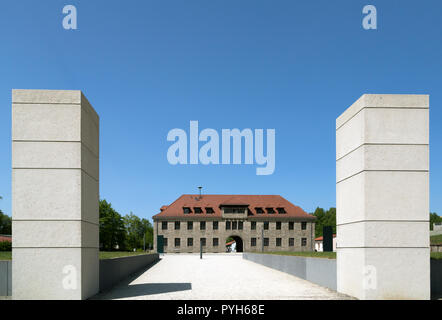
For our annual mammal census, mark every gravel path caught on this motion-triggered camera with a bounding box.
[94,253,351,300]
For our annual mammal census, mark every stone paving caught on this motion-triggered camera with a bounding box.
[94,253,352,300]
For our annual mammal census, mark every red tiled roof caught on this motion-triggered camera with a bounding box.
[315,234,336,241]
[0,235,12,243]
[153,194,315,220]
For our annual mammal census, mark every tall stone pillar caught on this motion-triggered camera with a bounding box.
[336,94,430,300]
[12,89,99,300]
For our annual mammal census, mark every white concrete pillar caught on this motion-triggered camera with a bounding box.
[336,94,430,300]
[12,89,99,300]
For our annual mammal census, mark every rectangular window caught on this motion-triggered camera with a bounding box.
[206,207,214,214]
[277,207,286,214]
[213,238,219,246]
[276,221,281,230]
[175,238,180,247]
[183,207,191,214]
[266,207,275,214]
[301,238,307,247]
[187,238,193,247]
[213,221,218,230]
[164,238,168,247]
[187,221,193,230]
[289,222,294,230]
[276,238,282,246]
[200,221,206,230]
[232,221,237,230]
[194,207,203,214]
[301,222,307,230]
[223,207,246,214]
[175,221,180,230]
[255,207,264,214]
[162,221,168,230]
[238,221,243,230]
[251,238,257,247]
[226,221,231,230]
[264,222,269,230]
[200,238,206,247]
[251,221,256,230]
[289,238,294,247]
[263,238,269,246]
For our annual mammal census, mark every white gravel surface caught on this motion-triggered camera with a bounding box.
[94,253,352,300]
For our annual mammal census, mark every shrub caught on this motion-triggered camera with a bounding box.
[0,241,12,251]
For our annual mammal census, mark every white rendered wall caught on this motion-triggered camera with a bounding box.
[336,94,430,300]
[12,89,99,300]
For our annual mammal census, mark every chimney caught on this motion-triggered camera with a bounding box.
[198,186,202,199]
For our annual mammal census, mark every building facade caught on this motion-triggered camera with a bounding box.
[153,194,316,253]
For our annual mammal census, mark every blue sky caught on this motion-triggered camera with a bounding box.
[0,0,441,221]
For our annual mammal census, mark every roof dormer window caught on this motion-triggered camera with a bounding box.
[205,207,214,214]
[266,207,275,214]
[277,207,286,214]
[194,207,203,214]
[255,207,264,214]
[183,207,192,214]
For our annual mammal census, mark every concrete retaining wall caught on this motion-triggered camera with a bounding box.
[431,259,442,298]
[99,253,159,293]
[244,253,442,298]
[243,253,337,290]
[0,261,12,296]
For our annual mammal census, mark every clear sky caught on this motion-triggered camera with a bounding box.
[0,0,441,221]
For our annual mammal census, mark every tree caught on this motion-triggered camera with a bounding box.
[99,200,126,251]
[312,207,336,238]
[124,213,153,251]
[430,212,441,230]
[0,210,12,235]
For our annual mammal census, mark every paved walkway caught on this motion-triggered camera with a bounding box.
[94,253,351,300]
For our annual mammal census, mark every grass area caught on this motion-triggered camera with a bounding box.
[259,251,337,259]
[0,251,151,261]
[99,251,151,259]
[430,234,442,245]
[2,250,441,260]
[431,252,442,260]
[0,252,11,260]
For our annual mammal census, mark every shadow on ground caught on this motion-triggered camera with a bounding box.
[99,282,192,299]
[91,258,192,299]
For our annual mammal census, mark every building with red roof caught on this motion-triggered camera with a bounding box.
[153,194,316,253]
[0,235,12,243]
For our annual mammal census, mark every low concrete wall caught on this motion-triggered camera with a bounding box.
[243,253,337,290]
[431,259,442,298]
[0,261,12,296]
[99,253,159,293]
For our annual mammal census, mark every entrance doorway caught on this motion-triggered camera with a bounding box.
[226,236,243,252]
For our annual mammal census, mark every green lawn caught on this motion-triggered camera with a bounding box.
[258,251,337,259]
[0,251,11,260]
[0,251,151,261]
[431,252,442,260]
[99,251,151,259]
[430,234,442,245]
[2,250,441,260]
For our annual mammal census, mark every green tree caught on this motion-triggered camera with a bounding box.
[0,210,12,235]
[312,207,336,238]
[430,212,441,230]
[123,212,153,251]
[99,200,126,251]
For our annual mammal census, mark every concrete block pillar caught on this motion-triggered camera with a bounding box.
[12,89,99,300]
[336,94,430,300]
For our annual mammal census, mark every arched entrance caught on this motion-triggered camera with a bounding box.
[226,235,243,252]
